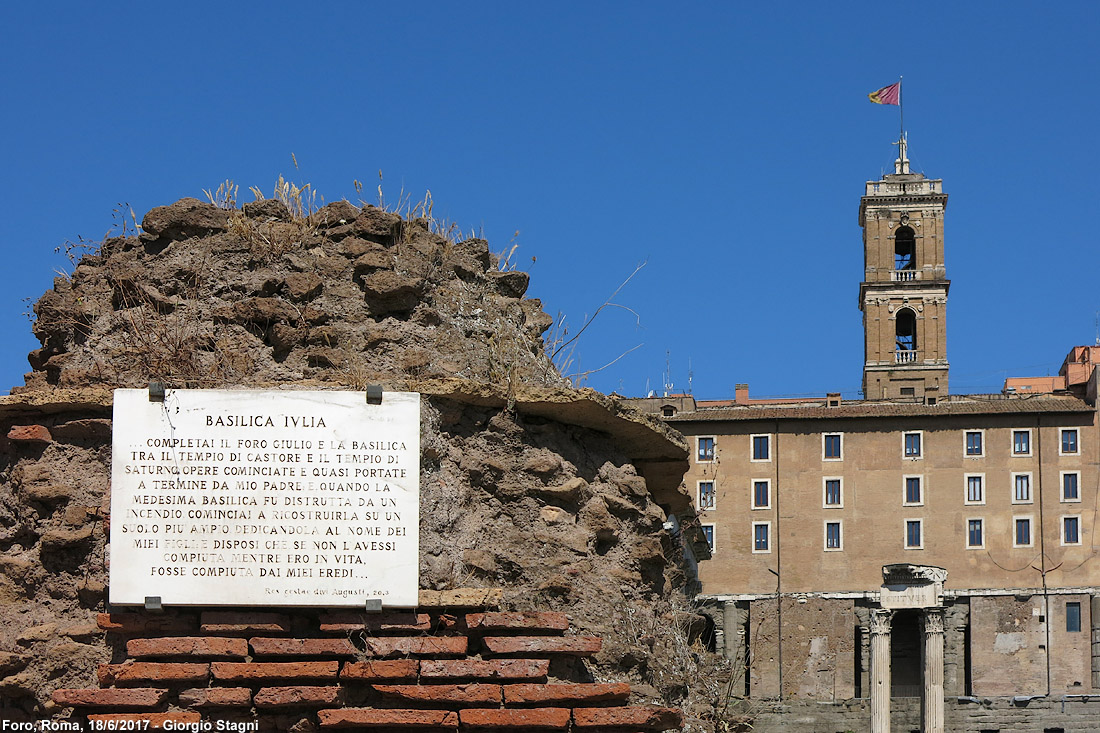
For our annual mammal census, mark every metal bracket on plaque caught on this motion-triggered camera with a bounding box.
[144,596,163,613]
[366,385,383,405]
[365,598,383,613]
[148,382,166,402]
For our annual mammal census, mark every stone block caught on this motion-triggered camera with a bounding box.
[8,425,52,443]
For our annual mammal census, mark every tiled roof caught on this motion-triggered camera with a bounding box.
[666,396,1094,423]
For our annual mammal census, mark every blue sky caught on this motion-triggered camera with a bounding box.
[2,2,1097,399]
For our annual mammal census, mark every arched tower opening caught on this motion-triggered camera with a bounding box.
[895,308,917,356]
[894,225,915,271]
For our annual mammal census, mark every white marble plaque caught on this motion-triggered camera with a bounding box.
[109,389,420,607]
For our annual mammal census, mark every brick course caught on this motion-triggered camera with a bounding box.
[212,661,341,682]
[482,636,601,656]
[319,610,431,633]
[319,708,459,728]
[362,635,468,657]
[127,636,247,659]
[341,659,420,680]
[419,659,549,681]
[97,612,196,635]
[52,598,681,731]
[374,683,502,705]
[177,687,252,707]
[97,662,210,686]
[250,637,358,657]
[574,705,683,728]
[459,707,571,729]
[254,685,343,708]
[200,611,292,634]
[503,682,630,705]
[52,687,168,708]
[85,713,201,729]
[466,612,569,632]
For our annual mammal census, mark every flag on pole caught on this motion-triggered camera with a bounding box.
[868,82,900,105]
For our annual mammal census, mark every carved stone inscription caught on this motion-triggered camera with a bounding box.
[880,584,938,609]
[109,389,420,607]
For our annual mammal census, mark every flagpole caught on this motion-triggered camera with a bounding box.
[899,76,904,143]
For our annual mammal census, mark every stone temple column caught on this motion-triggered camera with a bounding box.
[921,608,945,733]
[722,601,748,694]
[870,608,893,733]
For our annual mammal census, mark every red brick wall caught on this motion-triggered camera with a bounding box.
[53,605,682,731]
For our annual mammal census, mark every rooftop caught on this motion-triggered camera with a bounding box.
[664,393,1092,423]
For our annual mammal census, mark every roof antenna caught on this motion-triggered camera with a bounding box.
[687,358,694,395]
[663,350,672,397]
[1095,311,1099,346]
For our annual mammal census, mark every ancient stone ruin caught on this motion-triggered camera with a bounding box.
[0,196,719,730]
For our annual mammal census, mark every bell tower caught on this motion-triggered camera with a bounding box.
[859,136,950,400]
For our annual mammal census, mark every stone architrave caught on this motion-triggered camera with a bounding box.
[109,389,420,608]
[869,608,893,733]
[880,564,946,609]
[921,609,945,733]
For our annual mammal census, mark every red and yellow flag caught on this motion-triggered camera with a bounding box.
[868,82,900,105]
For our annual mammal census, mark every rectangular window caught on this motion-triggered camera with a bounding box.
[905,519,923,549]
[965,430,984,456]
[967,519,984,548]
[698,481,715,510]
[904,476,922,505]
[1013,473,1032,503]
[1015,517,1032,547]
[823,478,842,507]
[1067,602,1082,633]
[1061,429,1079,455]
[823,433,842,460]
[966,475,984,504]
[697,437,715,462]
[1063,472,1080,502]
[752,522,769,553]
[903,432,922,458]
[1063,516,1081,545]
[751,434,770,461]
[1013,429,1031,456]
[702,524,715,551]
[825,521,842,550]
[752,480,770,509]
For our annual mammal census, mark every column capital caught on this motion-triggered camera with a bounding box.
[869,608,894,634]
[922,607,945,635]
